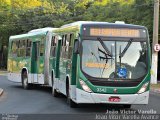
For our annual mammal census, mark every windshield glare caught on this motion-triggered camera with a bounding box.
[81,40,147,79]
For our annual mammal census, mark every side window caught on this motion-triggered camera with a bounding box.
[17,40,20,57]
[11,41,18,57]
[39,38,44,56]
[16,41,19,49]
[17,40,21,57]
[18,40,26,57]
[26,39,32,57]
[21,40,26,57]
[50,36,57,57]
[68,34,73,59]
[61,34,67,58]
[61,35,63,46]
[10,41,13,51]
[60,35,64,58]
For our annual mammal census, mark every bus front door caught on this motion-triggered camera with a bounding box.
[31,42,39,83]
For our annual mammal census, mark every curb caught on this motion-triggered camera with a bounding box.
[0,88,4,96]
[0,73,7,76]
[151,88,160,94]
[0,71,7,76]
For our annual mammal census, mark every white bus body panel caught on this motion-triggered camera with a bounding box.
[70,85,76,100]
[57,79,66,95]
[74,88,149,104]
[8,73,21,82]
[8,72,46,85]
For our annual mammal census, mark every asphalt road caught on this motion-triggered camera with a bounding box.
[0,75,160,119]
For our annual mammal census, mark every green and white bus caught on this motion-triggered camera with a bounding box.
[51,21,151,108]
[7,27,57,89]
[7,21,151,108]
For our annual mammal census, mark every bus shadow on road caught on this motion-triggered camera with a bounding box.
[11,84,52,94]
[30,84,52,93]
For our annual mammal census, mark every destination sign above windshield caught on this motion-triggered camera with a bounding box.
[90,28,140,37]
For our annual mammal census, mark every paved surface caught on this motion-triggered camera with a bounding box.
[0,75,160,116]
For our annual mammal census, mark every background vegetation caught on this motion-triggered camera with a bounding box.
[0,0,159,69]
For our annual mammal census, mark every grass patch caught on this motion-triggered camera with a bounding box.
[150,83,160,89]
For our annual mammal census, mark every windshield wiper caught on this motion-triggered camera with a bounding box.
[97,37,114,77]
[98,48,113,62]
[97,48,114,77]
[119,38,133,58]
[98,48,112,57]
[97,37,113,57]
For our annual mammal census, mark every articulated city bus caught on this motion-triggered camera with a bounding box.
[7,21,151,108]
[7,28,56,89]
[51,21,151,108]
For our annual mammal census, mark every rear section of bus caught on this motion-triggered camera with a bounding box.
[73,22,151,106]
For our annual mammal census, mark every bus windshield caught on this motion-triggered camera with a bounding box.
[81,39,148,79]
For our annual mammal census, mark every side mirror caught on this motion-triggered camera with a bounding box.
[74,39,80,54]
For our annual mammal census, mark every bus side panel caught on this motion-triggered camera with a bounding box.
[54,40,62,91]
[55,40,61,78]
[8,57,31,83]
[49,57,56,80]
[70,34,79,100]
[38,55,45,84]
[49,35,57,86]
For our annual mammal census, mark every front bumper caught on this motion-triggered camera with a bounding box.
[75,88,149,104]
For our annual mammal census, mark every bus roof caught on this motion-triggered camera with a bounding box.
[28,27,57,33]
[61,21,108,28]
[60,21,146,29]
[10,27,57,40]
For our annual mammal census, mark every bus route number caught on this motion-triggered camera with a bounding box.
[97,88,107,93]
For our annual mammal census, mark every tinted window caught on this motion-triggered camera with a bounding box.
[26,39,32,57]
[67,34,73,59]
[11,41,18,57]
[39,38,44,56]
[50,36,57,57]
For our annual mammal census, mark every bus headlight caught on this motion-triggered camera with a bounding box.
[138,82,149,94]
[79,79,92,93]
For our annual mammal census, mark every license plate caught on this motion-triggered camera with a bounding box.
[108,96,121,102]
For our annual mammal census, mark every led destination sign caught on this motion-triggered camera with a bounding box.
[90,28,140,37]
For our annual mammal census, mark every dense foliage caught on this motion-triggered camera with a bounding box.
[0,0,159,68]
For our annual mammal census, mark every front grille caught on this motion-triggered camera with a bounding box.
[89,79,141,87]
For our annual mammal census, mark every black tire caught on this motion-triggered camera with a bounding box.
[52,88,59,97]
[123,104,131,108]
[66,82,77,108]
[22,71,30,90]
[69,99,78,108]
[52,73,59,97]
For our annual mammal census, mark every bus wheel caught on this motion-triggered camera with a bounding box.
[52,86,59,97]
[69,98,78,108]
[22,71,30,90]
[66,83,77,108]
[52,75,59,97]
[123,104,131,109]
